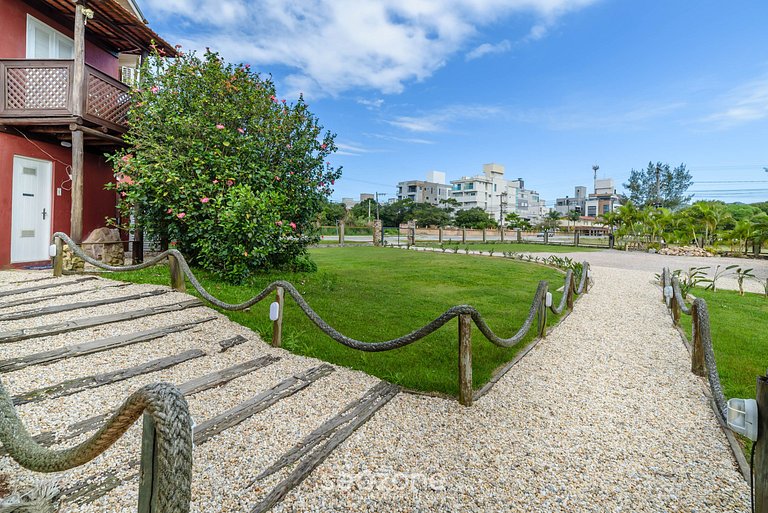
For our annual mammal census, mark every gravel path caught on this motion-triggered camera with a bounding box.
[0,265,749,512]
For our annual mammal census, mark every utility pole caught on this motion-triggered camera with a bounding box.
[498,191,508,228]
[375,192,387,221]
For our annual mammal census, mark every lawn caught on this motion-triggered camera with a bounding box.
[108,246,572,396]
[416,241,599,253]
[679,287,768,453]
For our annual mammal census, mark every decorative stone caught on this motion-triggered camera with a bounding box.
[659,245,714,257]
[61,244,84,272]
[82,227,125,266]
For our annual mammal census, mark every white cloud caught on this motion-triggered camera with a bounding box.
[357,98,385,109]
[387,105,504,132]
[465,40,511,61]
[703,75,768,128]
[146,0,599,98]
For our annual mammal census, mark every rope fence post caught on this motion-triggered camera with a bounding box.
[756,372,767,513]
[537,287,547,338]
[458,314,472,406]
[670,284,680,326]
[690,300,706,376]
[138,414,159,513]
[168,254,185,292]
[272,286,285,348]
[566,274,575,310]
[53,236,63,278]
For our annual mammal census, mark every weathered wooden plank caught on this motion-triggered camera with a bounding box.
[12,349,206,405]
[0,282,129,310]
[0,277,97,298]
[1,354,282,458]
[219,335,248,353]
[0,317,215,374]
[194,364,335,446]
[8,276,54,285]
[0,289,168,321]
[177,355,280,396]
[250,382,399,513]
[58,363,329,506]
[255,381,399,482]
[0,299,203,344]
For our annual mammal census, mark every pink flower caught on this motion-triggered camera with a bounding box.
[200,197,210,203]
[121,154,132,162]
[237,128,245,134]
[289,222,296,230]
[245,64,251,69]
[270,95,277,103]
[243,251,248,256]
[321,143,327,150]
[330,180,335,185]
[177,212,186,219]
[281,99,286,104]
[213,179,219,184]
[276,220,283,226]
[166,208,173,214]
[150,86,159,94]
[215,124,225,129]
[226,179,234,186]
[274,176,281,181]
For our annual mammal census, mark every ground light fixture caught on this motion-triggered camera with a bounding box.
[269,302,280,321]
[663,285,673,299]
[49,244,58,258]
[726,398,758,442]
[545,292,553,307]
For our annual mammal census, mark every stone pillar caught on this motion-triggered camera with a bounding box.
[407,221,416,246]
[500,228,505,242]
[373,220,382,246]
[517,229,522,242]
[338,221,345,245]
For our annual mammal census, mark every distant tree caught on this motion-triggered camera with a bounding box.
[379,198,414,226]
[439,198,461,214]
[750,201,768,215]
[566,210,581,232]
[726,203,761,222]
[541,210,562,231]
[319,201,347,225]
[504,212,531,230]
[348,198,377,224]
[409,203,451,227]
[454,208,497,229]
[623,162,693,209]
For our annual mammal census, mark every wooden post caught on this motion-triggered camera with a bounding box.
[482,228,486,243]
[670,288,680,326]
[458,314,472,406]
[53,236,63,277]
[690,301,706,376]
[272,286,284,348]
[168,254,185,292]
[500,227,505,242]
[438,227,443,243]
[461,228,466,244]
[69,2,86,243]
[566,274,575,310]
[543,231,549,244]
[132,206,144,265]
[338,221,345,245]
[138,414,158,513]
[517,229,522,242]
[756,373,768,513]
[538,289,547,338]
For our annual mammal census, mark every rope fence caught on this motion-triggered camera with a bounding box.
[0,233,592,513]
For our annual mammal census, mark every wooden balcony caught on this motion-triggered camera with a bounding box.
[0,59,130,134]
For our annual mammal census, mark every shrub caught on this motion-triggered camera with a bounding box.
[108,49,341,282]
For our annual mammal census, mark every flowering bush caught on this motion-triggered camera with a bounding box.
[108,49,340,282]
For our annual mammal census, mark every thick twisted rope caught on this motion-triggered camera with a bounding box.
[691,299,727,421]
[0,380,192,512]
[53,233,588,350]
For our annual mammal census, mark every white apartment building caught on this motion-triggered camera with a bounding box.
[450,163,546,224]
[396,171,451,206]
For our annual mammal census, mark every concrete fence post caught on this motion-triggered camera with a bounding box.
[338,221,345,245]
[373,220,382,246]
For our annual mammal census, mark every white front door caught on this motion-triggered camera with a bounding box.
[11,156,53,263]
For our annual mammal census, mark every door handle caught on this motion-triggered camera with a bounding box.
[42,208,47,220]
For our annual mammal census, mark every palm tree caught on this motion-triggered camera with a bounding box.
[566,210,580,233]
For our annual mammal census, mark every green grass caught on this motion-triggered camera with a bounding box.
[679,287,768,453]
[108,246,569,396]
[417,241,599,253]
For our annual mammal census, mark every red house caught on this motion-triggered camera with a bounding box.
[0,0,174,268]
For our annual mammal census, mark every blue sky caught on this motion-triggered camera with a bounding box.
[143,0,768,206]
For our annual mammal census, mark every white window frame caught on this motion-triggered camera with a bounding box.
[26,14,74,59]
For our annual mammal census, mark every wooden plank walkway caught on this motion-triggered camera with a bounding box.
[0,273,398,513]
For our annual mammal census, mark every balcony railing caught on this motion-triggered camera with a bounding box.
[0,59,130,132]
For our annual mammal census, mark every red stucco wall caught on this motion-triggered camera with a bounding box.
[0,132,117,267]
[0,0,120,78]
